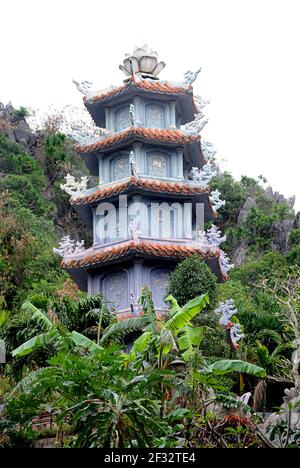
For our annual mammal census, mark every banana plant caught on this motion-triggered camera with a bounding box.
[12,301,102,358]
[128,292,209,365]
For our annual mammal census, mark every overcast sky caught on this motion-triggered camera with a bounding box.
[1,0,300,209]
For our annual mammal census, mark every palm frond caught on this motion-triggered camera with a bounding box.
[256,329,282,345]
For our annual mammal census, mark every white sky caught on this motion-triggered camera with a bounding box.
[1,0,300,209]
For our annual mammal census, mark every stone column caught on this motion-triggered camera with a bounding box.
[133,142,142,174]
[169,101,177,129]
[132,259,144,302]
[133,96,142,127]
[104,107,113,131]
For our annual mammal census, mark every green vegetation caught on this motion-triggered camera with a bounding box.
[0,122,299,448]
[168,255,218,310]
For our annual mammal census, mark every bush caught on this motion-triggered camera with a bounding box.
[288,229,300,248]
[286,245,300,266]
[168,255,218,310]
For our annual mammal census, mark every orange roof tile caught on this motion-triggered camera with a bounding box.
[75,127,200,154]
[85,80,190,104]
[62,240,220,270]
[71,176,209,205]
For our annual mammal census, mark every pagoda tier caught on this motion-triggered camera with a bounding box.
[70,175,216,228]
[84,77,197,128]
[61,238,226,316]
[57,46,229,314]
[75,127,205,177]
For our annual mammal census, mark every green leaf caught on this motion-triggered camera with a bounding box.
[70,331,103,353]
[21,301,53,330]
[165,294,209,333]
[202,359,266,378]
[178,326,205,361]
[12,330,58,357]
[160,329,177,355]
[165,295,181,316]
[130,331,152,359]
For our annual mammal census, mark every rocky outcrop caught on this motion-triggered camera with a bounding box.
[237,197,256,226]
[265,186,295,209]
[0,102,37,154]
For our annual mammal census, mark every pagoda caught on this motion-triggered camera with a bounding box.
[55,46,232,317]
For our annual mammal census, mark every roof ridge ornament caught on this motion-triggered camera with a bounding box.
[119,45,166,79]
[183,68,202,85]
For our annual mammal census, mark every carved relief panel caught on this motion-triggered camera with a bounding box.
[150,268,171,310]
[147,153,167,177]
[112,156,130,180]
[145,103,164,128]
[102,271,128,310]
[115,105,131,131]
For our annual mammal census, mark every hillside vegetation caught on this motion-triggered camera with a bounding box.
[0,103,299,448]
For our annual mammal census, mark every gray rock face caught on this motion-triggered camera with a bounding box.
[0,102,36,152]
[231,241,248,266]
[259,387,300,447]
[271,219,295,254]
[265,186,295,209]
[237,197,256,226]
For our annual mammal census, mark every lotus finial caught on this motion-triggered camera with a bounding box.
[119,45,166,78]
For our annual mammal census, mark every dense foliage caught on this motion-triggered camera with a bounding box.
[0,112,300,448]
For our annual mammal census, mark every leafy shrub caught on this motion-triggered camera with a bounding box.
[168,255,218,310]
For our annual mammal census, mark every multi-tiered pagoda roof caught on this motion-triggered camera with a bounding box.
[55,46,230,316]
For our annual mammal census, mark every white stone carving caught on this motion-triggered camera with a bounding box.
[72,79,93,95]
[215,300,244,350]
[129,151,137,177]
[119,45,166,78]
[74,240,85,254]
[210,189,226,211]
[183,68,202,85]
[181,112,208,136]
[207,224,227,247]
[197,225,227,253]
[129,104,136,126]
[60,173,89,199]
[191,163,217,189]
[202,140,217,161]
[215,299,237,326]
[194,95,210,111]
[219,250,234,275]
[230,323,245,346]
[53,236,85,257]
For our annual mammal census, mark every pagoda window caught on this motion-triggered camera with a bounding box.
[115,105,131,131]
[112,154,130,181]
[147,153,168,178]
[145,103,164,128]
